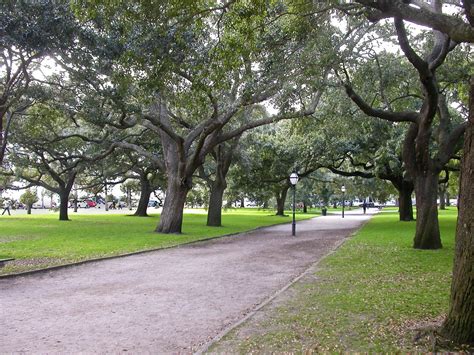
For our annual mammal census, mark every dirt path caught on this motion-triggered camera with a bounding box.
[0,210,374,353]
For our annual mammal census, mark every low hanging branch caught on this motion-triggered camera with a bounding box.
[353,0,474,43]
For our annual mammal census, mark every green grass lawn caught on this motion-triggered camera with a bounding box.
[0,208,317,275]
[214,208,458,352]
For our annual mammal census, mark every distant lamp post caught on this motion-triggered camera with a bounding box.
[341,185,346,218]
[289,172,299,236]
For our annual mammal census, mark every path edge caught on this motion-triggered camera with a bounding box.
[194,215,373,355]
[0,216,320,280]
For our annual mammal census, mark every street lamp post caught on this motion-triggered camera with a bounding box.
[289,172,299,236]
[341,185,346,218]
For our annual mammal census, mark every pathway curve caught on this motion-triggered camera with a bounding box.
[0,209,374,353]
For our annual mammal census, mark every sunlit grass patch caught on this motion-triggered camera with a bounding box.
[215,208,456,352]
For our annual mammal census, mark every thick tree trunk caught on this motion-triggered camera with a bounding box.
[58,191,70,221]
[206,139,239,227]
[275,187,289,216]
[207,181,226,227]
[441,76,474,345]
[413,172,442,249]
[303,201,308,213]
[439,183,446,210]
[27,205,32,215]
[156,178,190,233]
[276,196,285,216]
[134,178,151,217]
[398,181,414,221]
[446,191,451,206]
[240,198,245,208]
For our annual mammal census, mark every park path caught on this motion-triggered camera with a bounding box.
[0,209,375,353]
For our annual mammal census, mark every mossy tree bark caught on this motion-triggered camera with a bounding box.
[441,76,474,345]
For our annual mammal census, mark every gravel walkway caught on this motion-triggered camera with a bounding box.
[0,210,374,353]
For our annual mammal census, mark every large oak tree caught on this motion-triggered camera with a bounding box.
[348,0,473,345]
[75,1,336,233]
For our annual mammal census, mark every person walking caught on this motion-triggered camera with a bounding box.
[2,199,11,216]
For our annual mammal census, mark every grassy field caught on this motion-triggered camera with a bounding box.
[0,208,317,275]
[213,208,459,352]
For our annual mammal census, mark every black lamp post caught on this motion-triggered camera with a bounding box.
[289,172,299,236]
[341,185,346,218]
